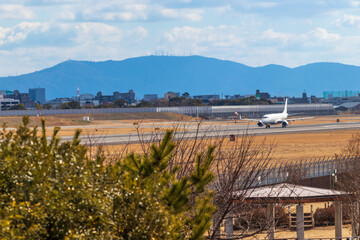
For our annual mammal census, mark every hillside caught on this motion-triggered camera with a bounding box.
[0,56,359,99]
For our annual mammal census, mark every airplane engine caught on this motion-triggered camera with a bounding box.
[282,120,289,128]
[257,121,264,127]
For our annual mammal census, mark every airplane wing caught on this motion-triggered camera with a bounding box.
[235,112,260,122]
[287,117,314,122]
[237,118,261,122]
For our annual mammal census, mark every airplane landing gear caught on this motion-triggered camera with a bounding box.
[265,125,270,128]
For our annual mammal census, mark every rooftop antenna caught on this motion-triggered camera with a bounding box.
[77,86,80,98]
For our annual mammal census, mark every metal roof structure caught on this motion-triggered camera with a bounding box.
[234,183,351,203]
[336,102,360,109]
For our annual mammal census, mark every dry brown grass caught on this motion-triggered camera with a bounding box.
[241,224,352,239]
[102,130,355,163]
[0,112,195,128]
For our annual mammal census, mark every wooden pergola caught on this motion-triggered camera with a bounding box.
[227,183,356,240]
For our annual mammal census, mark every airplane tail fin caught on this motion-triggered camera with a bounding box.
[282,98,288,114]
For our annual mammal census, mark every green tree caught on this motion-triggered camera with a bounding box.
[136,99,154,107]
[9,103,27,110]
[185,99,204,106]
[35,103,43,110]
[42,103,52,110]
[114,99,127,108]
[0,116,215,239]
[117,131,216,239]
[59,101,81,109]
[95,103,114,108]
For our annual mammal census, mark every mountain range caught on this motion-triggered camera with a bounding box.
[0,55,359,100]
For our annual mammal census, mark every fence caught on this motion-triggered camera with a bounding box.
[238,155,359,188]
[0,103,334,117]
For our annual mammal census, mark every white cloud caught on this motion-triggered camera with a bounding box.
[72,23,123,45]
[350,1,360,7]
[0,4,35,20]
[159,8,203,21]
[82,3,149,21]
[261,28,340,47]
[336,14,360,27]
[128,26,148,41]
[162,25,247,57]
[253,2,279,8]
[58,11,76,21]
[77,1,205,22]
[215,5,233,16]
[0,21,149,52]
[306,27,340,41]
[0,22,44,45]
[262,29,295,44]
[160,25,344,67]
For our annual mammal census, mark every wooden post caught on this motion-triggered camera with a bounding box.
[225,208,233,239]
[267,204,275,240]
[296,204,305,240]
[335,201,342,239]
[352,201,359,237]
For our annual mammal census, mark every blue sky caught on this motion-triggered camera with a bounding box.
[1,0,360,76]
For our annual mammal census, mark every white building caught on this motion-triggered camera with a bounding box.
[0,95,20,110]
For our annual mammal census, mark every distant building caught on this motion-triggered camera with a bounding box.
[181,92,191,99]
[95,90,135,104]
[113,90,135,103]
[320,96,360,105]
[323,90,360,99]
[95,92,113,104]
[255,90,270,100]
[335,102,360,112]
[144,94,158,102]
[290,91,309,104]
[310,95,320,103]
[6,90,36,108]
[48,98,71,108]
[193,94,220,103]
[80,99,100,107]
[165,92,180,101]
[0,95,20,110]
[230,94,244,100]
[302,91,307,100]
[0,90,14,96]
[79,94,94,101]
[29,88,46,105]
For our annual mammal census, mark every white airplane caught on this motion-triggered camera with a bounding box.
[235,98,313,128]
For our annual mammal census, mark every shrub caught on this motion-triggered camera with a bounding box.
[314,205,351,226]
[234,206,289,230]
[314,206,335,226]
[0,116,215,239]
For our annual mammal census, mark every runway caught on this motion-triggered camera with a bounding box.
[57,120,360,145]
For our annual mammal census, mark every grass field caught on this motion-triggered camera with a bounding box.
[101,129,356,163]
[1,113,358,162]
[242,224,352,239]
[0,112,195,128]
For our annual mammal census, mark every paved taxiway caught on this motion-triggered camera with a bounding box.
[57,121,360,145]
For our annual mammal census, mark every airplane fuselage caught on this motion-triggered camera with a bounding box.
[261,113,288,125]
